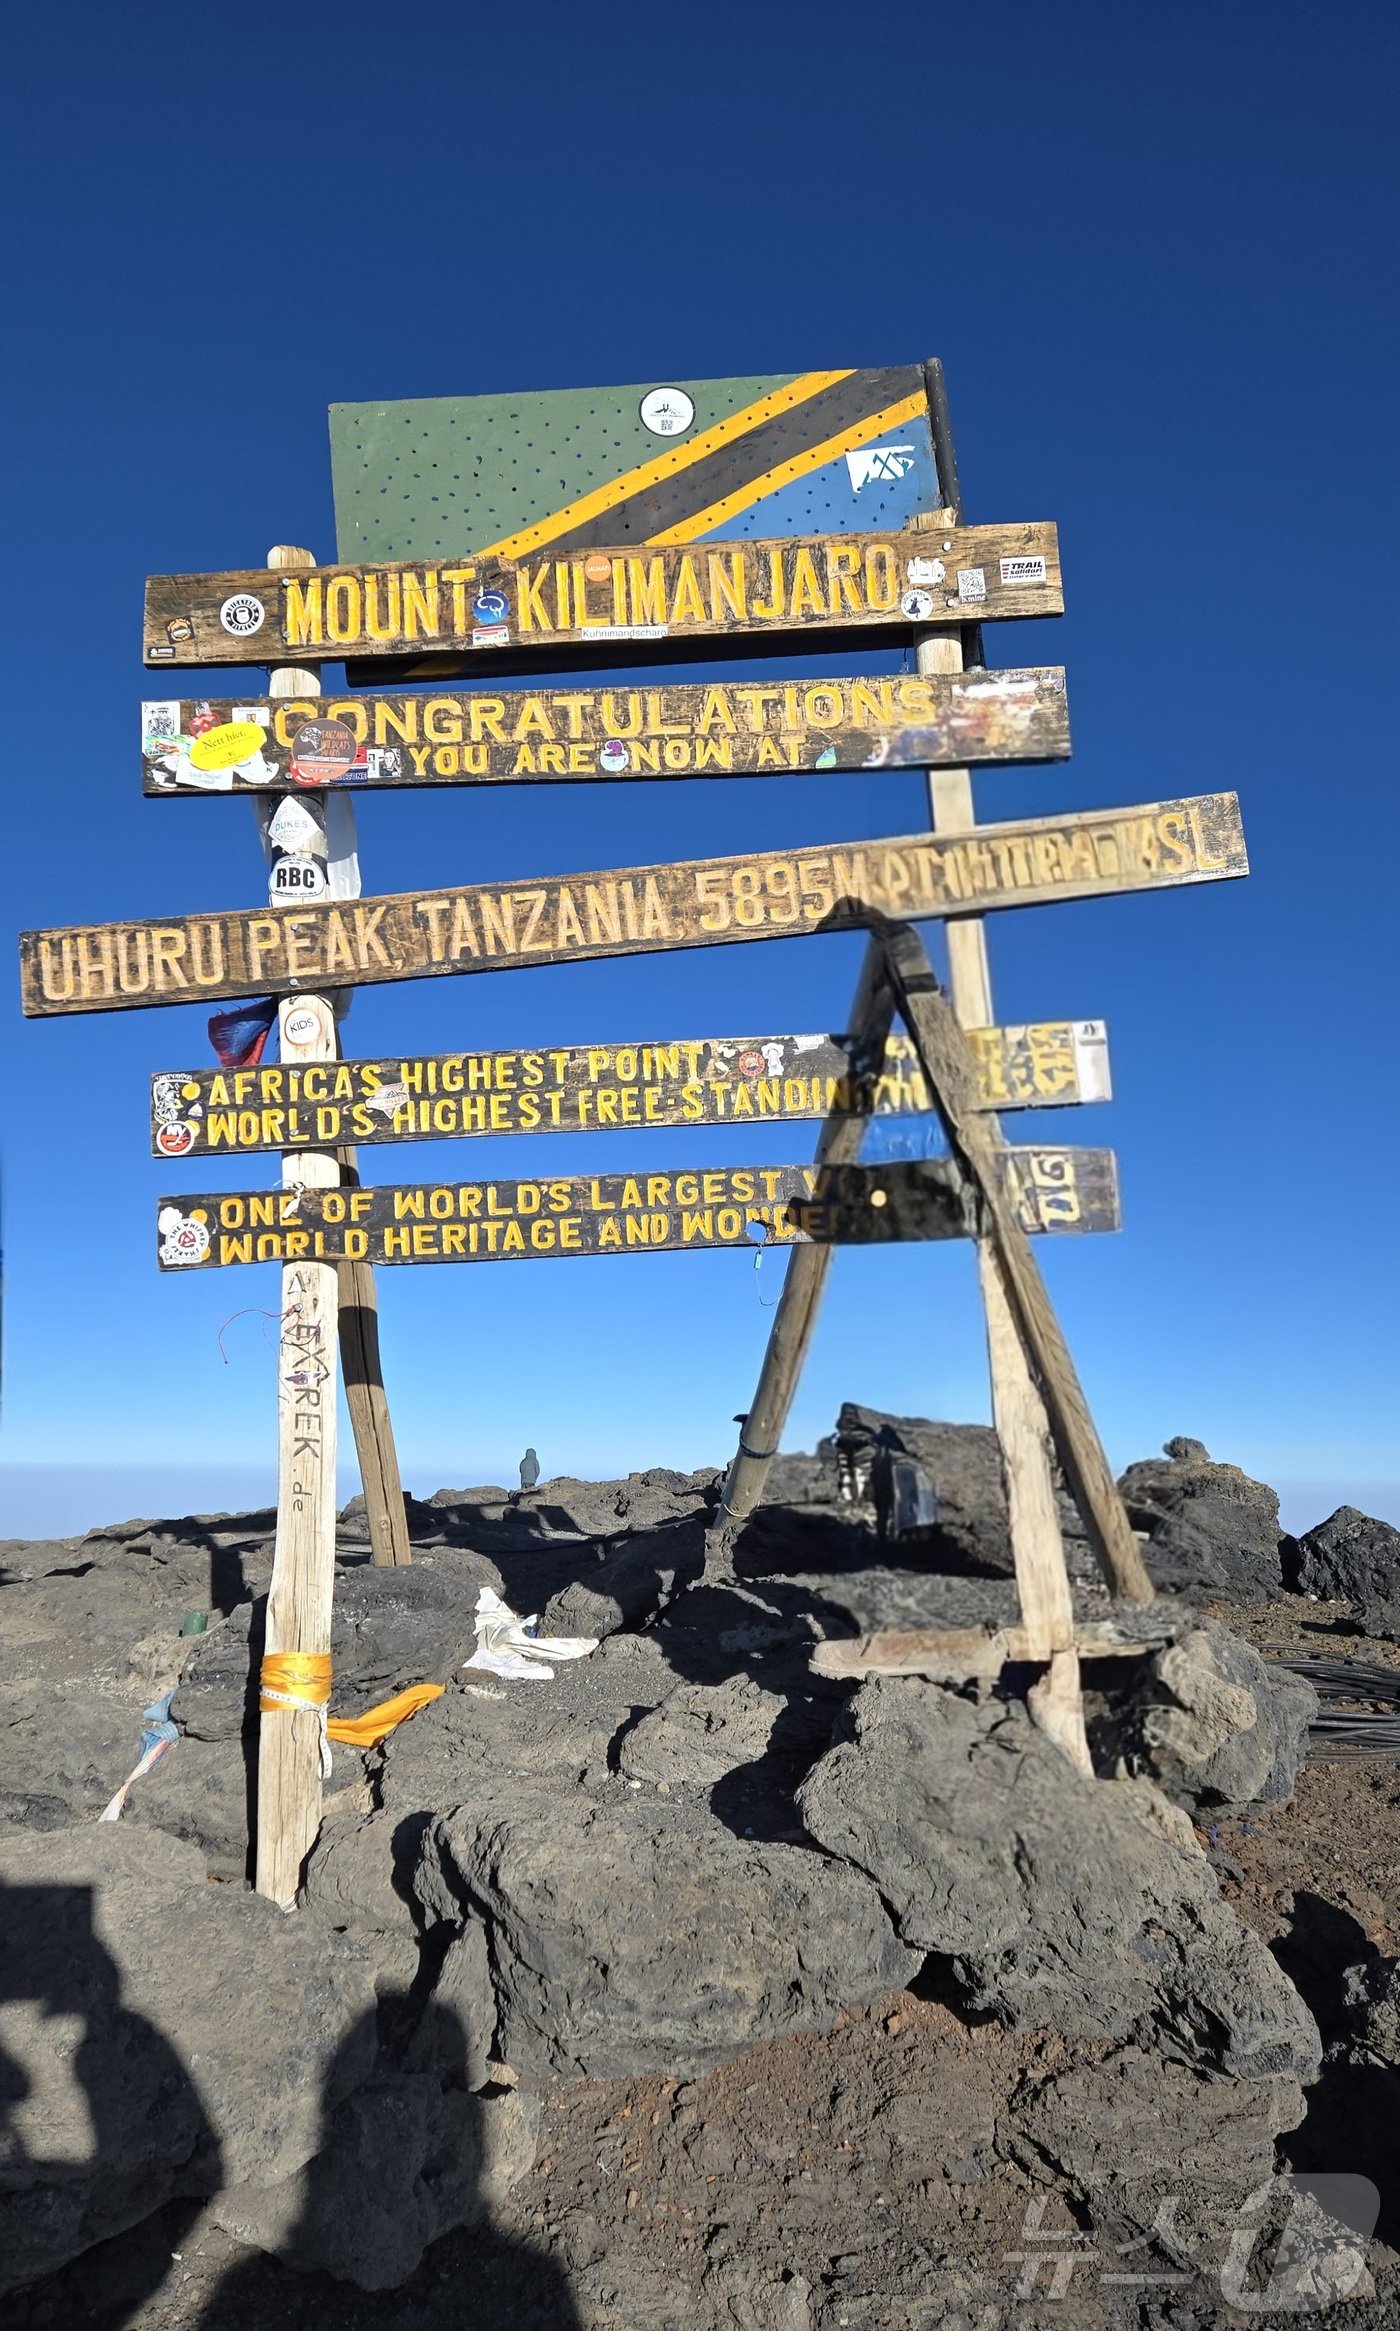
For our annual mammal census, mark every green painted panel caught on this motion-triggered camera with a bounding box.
[331,374,798,562]
[329,366,940,563]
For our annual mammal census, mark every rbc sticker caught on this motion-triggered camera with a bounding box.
[473,591,509,627]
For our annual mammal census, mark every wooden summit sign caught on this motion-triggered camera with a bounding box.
[330,366,946,565]
[155,1150,1120,1273]
[141,668,1070,795]
[22,794,1246,1017]
[142,524,1061,674]
[151,1022,1112,1159]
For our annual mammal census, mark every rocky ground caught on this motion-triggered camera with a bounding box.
[3,1415,1400,2328]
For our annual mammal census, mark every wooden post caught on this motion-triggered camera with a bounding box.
[243,565,410,1574]
[336,1148,411,1566]
[880,921,1154,1612]
[709,939,895,1565]
[255,545,342,1906]
[911,618,1089,1765]
[908,380,1097,1765]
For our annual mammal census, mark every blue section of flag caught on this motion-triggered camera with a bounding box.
[209,999,279,1067]
[704,435,941,542]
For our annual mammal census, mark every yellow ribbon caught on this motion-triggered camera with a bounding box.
[326,1681,445,1747]
[259,1651,333,1715]
[259,1656,444,1755]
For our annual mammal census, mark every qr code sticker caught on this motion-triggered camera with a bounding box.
[956,568,987,604]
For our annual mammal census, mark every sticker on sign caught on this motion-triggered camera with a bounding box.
[1000,555,1048,585]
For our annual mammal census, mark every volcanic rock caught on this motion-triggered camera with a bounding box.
[1340,1956,1400,2067]
[1288,1505,1400,1604]
[207,2075,538,2290]
[798,1678,1320,2083]
[1117,1439,1285,1600]
[1004,2043,1302,2237]
[414,1780,919,2085]
[0,1824,376,2292]
[541,1515,705,1639]
[1089,1618,1317,1812]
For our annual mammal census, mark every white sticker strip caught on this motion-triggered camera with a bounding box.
[1072,1020,1113,1103]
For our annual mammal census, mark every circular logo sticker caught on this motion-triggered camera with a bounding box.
[598,739,630,774]
[158,1209,210,1267]
[900,588,935,621]
[155,1122,196,1157]
[473,590,509,627]
[189,719,266,773]
[283,1006,321,1045]
[290,719,357,783]
[639,386,696,437]
[737,1049,766,1078]
[220,593,266,637]
[584,555,612,583]
[271,854,329,898]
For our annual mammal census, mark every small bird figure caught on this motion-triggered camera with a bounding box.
[518,1446,541,1493]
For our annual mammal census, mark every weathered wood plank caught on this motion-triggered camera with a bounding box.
[711,941,895,1557]
[149,1021,1112,1161]
[142,524,1062,672]
[140,668,1070,794]
[22,795,1247,1018]
[810,1620,1166,1682]
[256,548,341,1910]
[154,1150,1120,1273]
[880,923,1153,1603]
[920,618,1086,1759]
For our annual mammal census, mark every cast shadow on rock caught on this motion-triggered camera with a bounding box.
[1271,1891,1400,2249]
[196,2003,583,2329]
[0,1876,222,2312]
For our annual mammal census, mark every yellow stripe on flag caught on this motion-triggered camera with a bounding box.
[647,389,932,545]
[478,371,854,559]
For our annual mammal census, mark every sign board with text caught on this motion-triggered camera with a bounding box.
[141,668,1070,795]
[150,1023,1112,1160]
[155,1151,1120,1273]
[22,796,1246,1017]
[142,524,1061,676]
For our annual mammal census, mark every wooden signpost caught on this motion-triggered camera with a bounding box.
[19,355,1251,1905]
[330,365,946,565]
[153,1148,1121,1273]
[149,1021,1112,1159]
[140,667,1071,794]
[142,522,1062,675]
[22,794,1246,1017]
[136,666,1066,792]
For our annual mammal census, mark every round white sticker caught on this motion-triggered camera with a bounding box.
[900,588,935,621]
[271,853,329,898]
[283,1006,321,1045]
[220,592,266,637]
[639,387,696,437]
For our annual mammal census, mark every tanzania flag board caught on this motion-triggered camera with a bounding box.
[329,366,947,566]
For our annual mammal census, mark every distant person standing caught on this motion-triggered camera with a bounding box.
[518,1446,540,1495]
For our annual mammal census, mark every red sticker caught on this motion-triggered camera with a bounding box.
[290,719,357,784]
[156,1122,195,1157]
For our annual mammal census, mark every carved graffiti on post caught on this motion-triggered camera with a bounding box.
[155,1151,1120,1272]
[22,795,1247,1018]
[142,523,1062,673]
[140,670,1071,794]
[149,1023,1112,1160]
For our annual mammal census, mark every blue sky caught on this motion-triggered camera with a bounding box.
[2,0,1396,1539]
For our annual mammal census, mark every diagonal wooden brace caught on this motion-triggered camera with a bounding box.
[876,920,1153,1604]
[705,938,896,1579]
